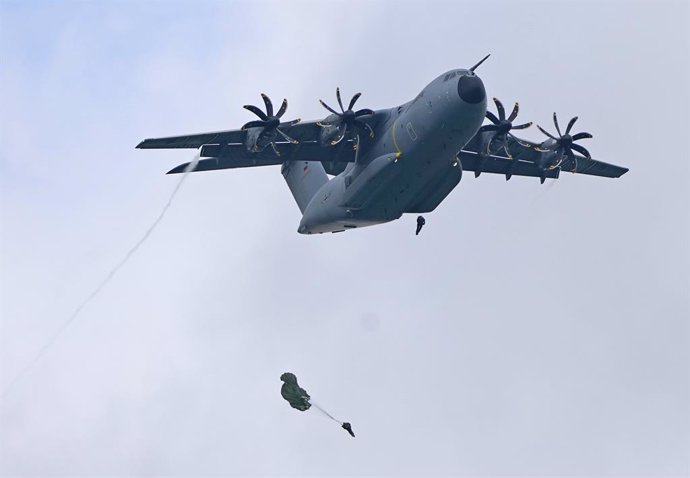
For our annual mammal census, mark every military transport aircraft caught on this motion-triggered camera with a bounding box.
[137,55,628,234]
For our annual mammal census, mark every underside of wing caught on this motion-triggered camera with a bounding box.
[167,140,357,174]
[458,150,560,179]
[136,122,323,150]
[552,154,629,178]
[137,130,244,149]
[467,99,628,180]
[461,132,628,180]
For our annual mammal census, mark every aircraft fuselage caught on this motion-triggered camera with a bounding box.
[298,69,487,234]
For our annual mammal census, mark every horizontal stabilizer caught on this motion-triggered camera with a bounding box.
[168,156,283,174]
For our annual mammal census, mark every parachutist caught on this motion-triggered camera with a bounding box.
[416,215,426,235]
[342,422,355,437]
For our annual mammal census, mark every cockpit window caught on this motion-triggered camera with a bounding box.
[443,70,464,82]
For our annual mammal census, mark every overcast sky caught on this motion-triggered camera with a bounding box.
[1,0,688,476]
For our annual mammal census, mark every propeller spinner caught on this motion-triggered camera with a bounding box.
[536,112,593,178]
[242,93,301,156]
[317,88,375,147]
[478,97,532,158]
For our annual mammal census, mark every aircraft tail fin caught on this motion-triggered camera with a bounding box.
[281,161,329,213]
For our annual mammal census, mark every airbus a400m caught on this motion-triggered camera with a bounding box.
[137,55,628,234]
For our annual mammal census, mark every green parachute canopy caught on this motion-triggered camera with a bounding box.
[280,372,311,411]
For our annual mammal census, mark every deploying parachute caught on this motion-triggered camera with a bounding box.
[280,372,311,411]
[280,372,355,437]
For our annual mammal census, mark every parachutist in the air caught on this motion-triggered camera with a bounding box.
[342,422,355,437]
[280,372,353,436]
[416,215,426,235]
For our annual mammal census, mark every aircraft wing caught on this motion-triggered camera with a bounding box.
[460,134,628,179]
[458,150,560,179]
[167,141,356,174]
[137,113,389,175]
[136,121,323,149]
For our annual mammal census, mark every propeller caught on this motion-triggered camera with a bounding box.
[478,97,532,158]
[242,93,301,155]
[317,88,375,146]
[536,112,593,170]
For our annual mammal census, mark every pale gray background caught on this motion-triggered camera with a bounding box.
[1,0,688,476]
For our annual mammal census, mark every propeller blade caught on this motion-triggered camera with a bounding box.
[479,124,501,132]
[261,93,273,117]
[317,120,338,127]
[320,100,341,117]
[494,97,506,120]
[276,99,288,118]
[270,141,281,156]
[507,102,520,122]
[511,121,532,130]
[553,148,565,168]
[348,92,362,111]
[280,118,301,127]
[565,116,578,134]
[336,88,345,113]
[502,135,512,158]
[485,111,501,125]
[277,128,299,144]
[485,133,496,154]
[330,122,348,145]
[508,132,533,148]
[537,124,558,140]
[354,108,374,117]
[242,120,268,130]
[553,112,562,136]
[570,143,591,158]
[244,105,268,121]
[572,132,593,141]
[355,119,375,138]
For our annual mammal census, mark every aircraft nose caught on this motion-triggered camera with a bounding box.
[457,74,485,104]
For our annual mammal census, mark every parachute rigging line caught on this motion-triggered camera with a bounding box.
[309,400,342,425]
[1,154,200,400]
